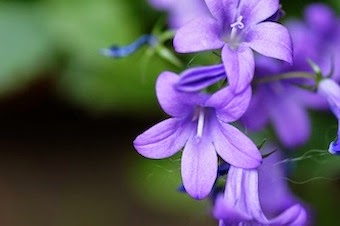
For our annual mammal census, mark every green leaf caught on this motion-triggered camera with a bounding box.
[0,3,52,95]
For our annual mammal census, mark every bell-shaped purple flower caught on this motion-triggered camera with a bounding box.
[213,150,307,225]
[318,78,340,155]
[241,57,312,148]
[134,70,262,199]
[174,0,292,92]
[241,3,340,148]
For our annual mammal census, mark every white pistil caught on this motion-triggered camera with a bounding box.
[230,15,244,41]
[196,109,205,138]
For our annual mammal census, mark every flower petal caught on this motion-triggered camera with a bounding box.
[134,118,192,159]
[305,3,336,35]
[222,45,255,93]
[239,0,279,27]
[241,87,269,130]
[258,148,308,225]
[269,204,307,225]
[269,96,310,148]
[205,0,237,25]
[213,195,251,223]
[318,78,340,118]
[156,71,208,117]
[246,22,292,63]
[206,86,252,122]
[204,0,225,22]
[217,87,252,122]
[176,64,225,92]
[216,166,268,224]
[211,118,262,169]
[174,17,224,53]
[181,136,218,199]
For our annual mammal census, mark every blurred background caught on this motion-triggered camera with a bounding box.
[0,0,339,225]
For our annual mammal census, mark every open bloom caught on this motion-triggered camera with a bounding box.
[241,3,340,148]
[242,4,340,148]
[174,0,292,92]
[134,71,261,199]
[241,57,312,148]
[214,150,307,225]
[318,78,340,154]
[148,0,209,29]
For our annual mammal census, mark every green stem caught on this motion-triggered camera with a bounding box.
[253,72,316,85]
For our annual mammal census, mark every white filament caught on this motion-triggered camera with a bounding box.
[196,110,205,138]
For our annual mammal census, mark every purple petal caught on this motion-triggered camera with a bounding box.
[213,195,251,222]
[204,0,225,22]
[222,45,255,93]
[206,86,252,122]
[134,118,193,159]
[269,204,307,225]
[216,87,252,122]
[269,96,310,148]
[258,148,308,225]
[305,3,336,35]
[215,157,308,225]
[181,136,218,199]
[292,84,328,110]
[259,149,299,213]
[239,0,279,27]
[318,78,340,118]
[246,22,292,63]
[241,88,270,131]
[156,71,208,117]
[176,64,225,92]
[223,166,268,223]
[205,0,237,25]
[211,118,262,169]
[174,17,224,53]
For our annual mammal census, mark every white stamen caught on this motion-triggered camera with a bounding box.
[230,15,244,41]
[230,15,244,29]
[196,109,205,138]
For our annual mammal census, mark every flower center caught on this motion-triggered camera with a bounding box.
[228,15,245,48]
[193,107,205,138]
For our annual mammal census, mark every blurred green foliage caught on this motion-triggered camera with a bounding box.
[0,0,174,114]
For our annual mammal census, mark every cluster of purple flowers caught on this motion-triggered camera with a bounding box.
[105,0,340,225]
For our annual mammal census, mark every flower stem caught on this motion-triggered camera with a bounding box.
[253,72,316,85]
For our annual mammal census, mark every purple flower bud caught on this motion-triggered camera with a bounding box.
[318,78,340,155]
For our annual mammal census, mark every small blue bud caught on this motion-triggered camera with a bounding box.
[329,140,340,155]
[100,34,157,58]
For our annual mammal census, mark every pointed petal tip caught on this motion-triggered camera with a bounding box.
[183,183,212,200]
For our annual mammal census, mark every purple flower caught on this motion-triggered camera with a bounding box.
[173,0,292,92]
[241,58,312,148]
[303,3,340,80]
[213,149,307,225]
[148,0,209,29]
[133,70,261,199]
[318,78,340,155]
[241,3,340,148]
